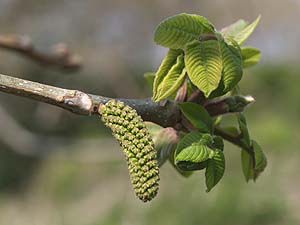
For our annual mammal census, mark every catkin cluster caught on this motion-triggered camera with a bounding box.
[99,100,159,202]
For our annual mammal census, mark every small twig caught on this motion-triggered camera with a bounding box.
[0,34,82,70]
[214,127,253,154]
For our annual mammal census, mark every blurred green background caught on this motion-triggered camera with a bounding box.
[0,0,299,224]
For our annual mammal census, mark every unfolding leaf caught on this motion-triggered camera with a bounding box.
[153,49,183,100]
[175,133,216,171]
[241,140,267,182]
[176,160,208,171]
[252,140,267,181]
[237,113,251,148]
[154,54,186,102]
[176,143,214,163]
[219,39,243,93]
[212,136,224,151]
[234,15,261,45]
[154,13,215,49]
[205,150,225,192]
[221,19,248,38]
[241,47,261,68]
[208,78,226,98]
[199,133,214,145]
[185,40,223,97]
[175,132,204,156]
[241,150,254,182]
[169,147,193,177]
[179,102,213,133]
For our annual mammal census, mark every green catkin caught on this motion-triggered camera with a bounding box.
[99,100,159,202]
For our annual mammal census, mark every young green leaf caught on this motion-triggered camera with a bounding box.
[153,49,183,100]
[169,147,194,177]
[237,113,251,148]
[174,133,216,171]
[208,78,226,98]
[176,160,208,171]
[199,133,214,145]
[153,54,186,102]
[176,143,214,163]
[154,13,215,49]
[221,19,248,38]
[241,140,267,182]
[219,39,243,93]
[241,150,254,182]
[175,132,204,155]
[212,136,224,151]
[179,102,213,133]
[252,140,267,181]
[233,15,261,45]
[241,47,262,68]
[185,40,223,97]
[205,150,225,192]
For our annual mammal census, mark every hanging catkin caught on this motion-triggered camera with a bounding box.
[99,100,159,202]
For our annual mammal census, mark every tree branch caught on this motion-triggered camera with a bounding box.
[0,73,181,127]
[0,34,82,70]
[0,73,253,128]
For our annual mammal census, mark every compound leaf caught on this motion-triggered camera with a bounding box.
[176,143,214,163]
[241,150,254,182]
[173,132,203,173]
[237,113,251,148]
[175,132,204,155]
[219,39,243,93]
[154,13,215,49]
[241,47,261,68]
[234,15,261,45]
[252,140,267,181]
[153,49,183,100]
[176,160,208,171]
[169,147,194,177]
[221,19,248,37]
[212,136,224,151]
[175,133,216,171]
[185,40,223,97]
[154,54,186,102]
[205,150,225,192]
[241,140,267,182]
